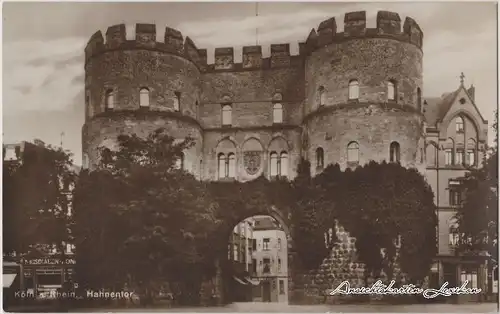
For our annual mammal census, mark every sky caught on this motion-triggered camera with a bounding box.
[2,1,498,166]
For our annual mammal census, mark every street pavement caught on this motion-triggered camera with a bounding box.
[83,302,499,313]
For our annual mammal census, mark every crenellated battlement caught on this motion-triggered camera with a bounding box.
[302,10,423,54]
[84,24,207,70]
[203,10,422,72]
[86,10,422,73]
[206,42,299,72]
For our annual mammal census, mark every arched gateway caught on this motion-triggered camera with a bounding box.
[211,204,295,305]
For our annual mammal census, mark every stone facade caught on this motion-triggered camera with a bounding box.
[81,10,425,182]
[80,9,491,302]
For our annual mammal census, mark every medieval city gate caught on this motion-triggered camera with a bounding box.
[211,202,296,305]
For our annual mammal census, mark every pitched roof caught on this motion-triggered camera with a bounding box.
[424,89,460,127]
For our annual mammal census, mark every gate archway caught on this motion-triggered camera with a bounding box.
[216,210,295,305]
[207,178,296,304]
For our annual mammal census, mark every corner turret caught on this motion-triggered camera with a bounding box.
[84,24,207,70]
[299,10,424,54]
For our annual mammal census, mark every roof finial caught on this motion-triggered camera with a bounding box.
[460,72,465,86]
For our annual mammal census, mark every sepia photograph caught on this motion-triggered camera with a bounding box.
[2,1,499,313]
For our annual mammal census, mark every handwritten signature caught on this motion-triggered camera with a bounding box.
[327,280,481,299]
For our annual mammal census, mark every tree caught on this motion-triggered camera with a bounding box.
[313,161,437,285]
[3,142,76,260]
[72,128,221,305]
[454,111,498,279]
[291,159,332,272]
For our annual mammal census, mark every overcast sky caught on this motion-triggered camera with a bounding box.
[2,1,498,165]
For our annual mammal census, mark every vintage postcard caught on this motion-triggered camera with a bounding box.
[2,1,498,313]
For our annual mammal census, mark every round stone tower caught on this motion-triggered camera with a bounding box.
[302,11,425,175]
[82,24,207,175]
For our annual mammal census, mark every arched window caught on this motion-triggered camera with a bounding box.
[280,151,288,177]
[105,89,114,110]
[449,226,460,247]
[389,141,400,163]
[456,116,464,133]
[445,149,453,165]
[319,86,326,107]
[270,152,279,177]
[417,88,422,112]
[387,81,396,101]
[467,138,476,166]
[456,149,465,165]
[139,88,150,108]
[218,153,226,179]
[348,80,359,100]
[426,143,437,167]
[445,138,455,165]
[316,147,324,169]
[222,104,232,126]
[218,153,236,179]
[273,103,283,124]
[347,141,359,164]
[173,92,181,111]
[228,153,236,178]
[269,151,288,177]
[82,153,89,169]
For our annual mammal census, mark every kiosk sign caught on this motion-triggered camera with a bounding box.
[21,258,76,265]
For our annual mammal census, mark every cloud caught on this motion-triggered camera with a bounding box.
[3,37,86,116]
[2,1,496,162]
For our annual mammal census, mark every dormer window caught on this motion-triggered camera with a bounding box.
[348,80,359,100]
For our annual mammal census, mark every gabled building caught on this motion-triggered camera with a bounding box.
[423,74,491,298]
[250,216,288,303]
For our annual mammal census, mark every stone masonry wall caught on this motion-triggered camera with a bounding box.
[291,221,407,304]
[85,51,201,120]
[202,128,301,181]
[82,113,203,174]
[305,105,425,175]
[200,66,304,128]
[304,38,423,115]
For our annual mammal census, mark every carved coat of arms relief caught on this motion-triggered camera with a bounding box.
[243,151,262,175]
